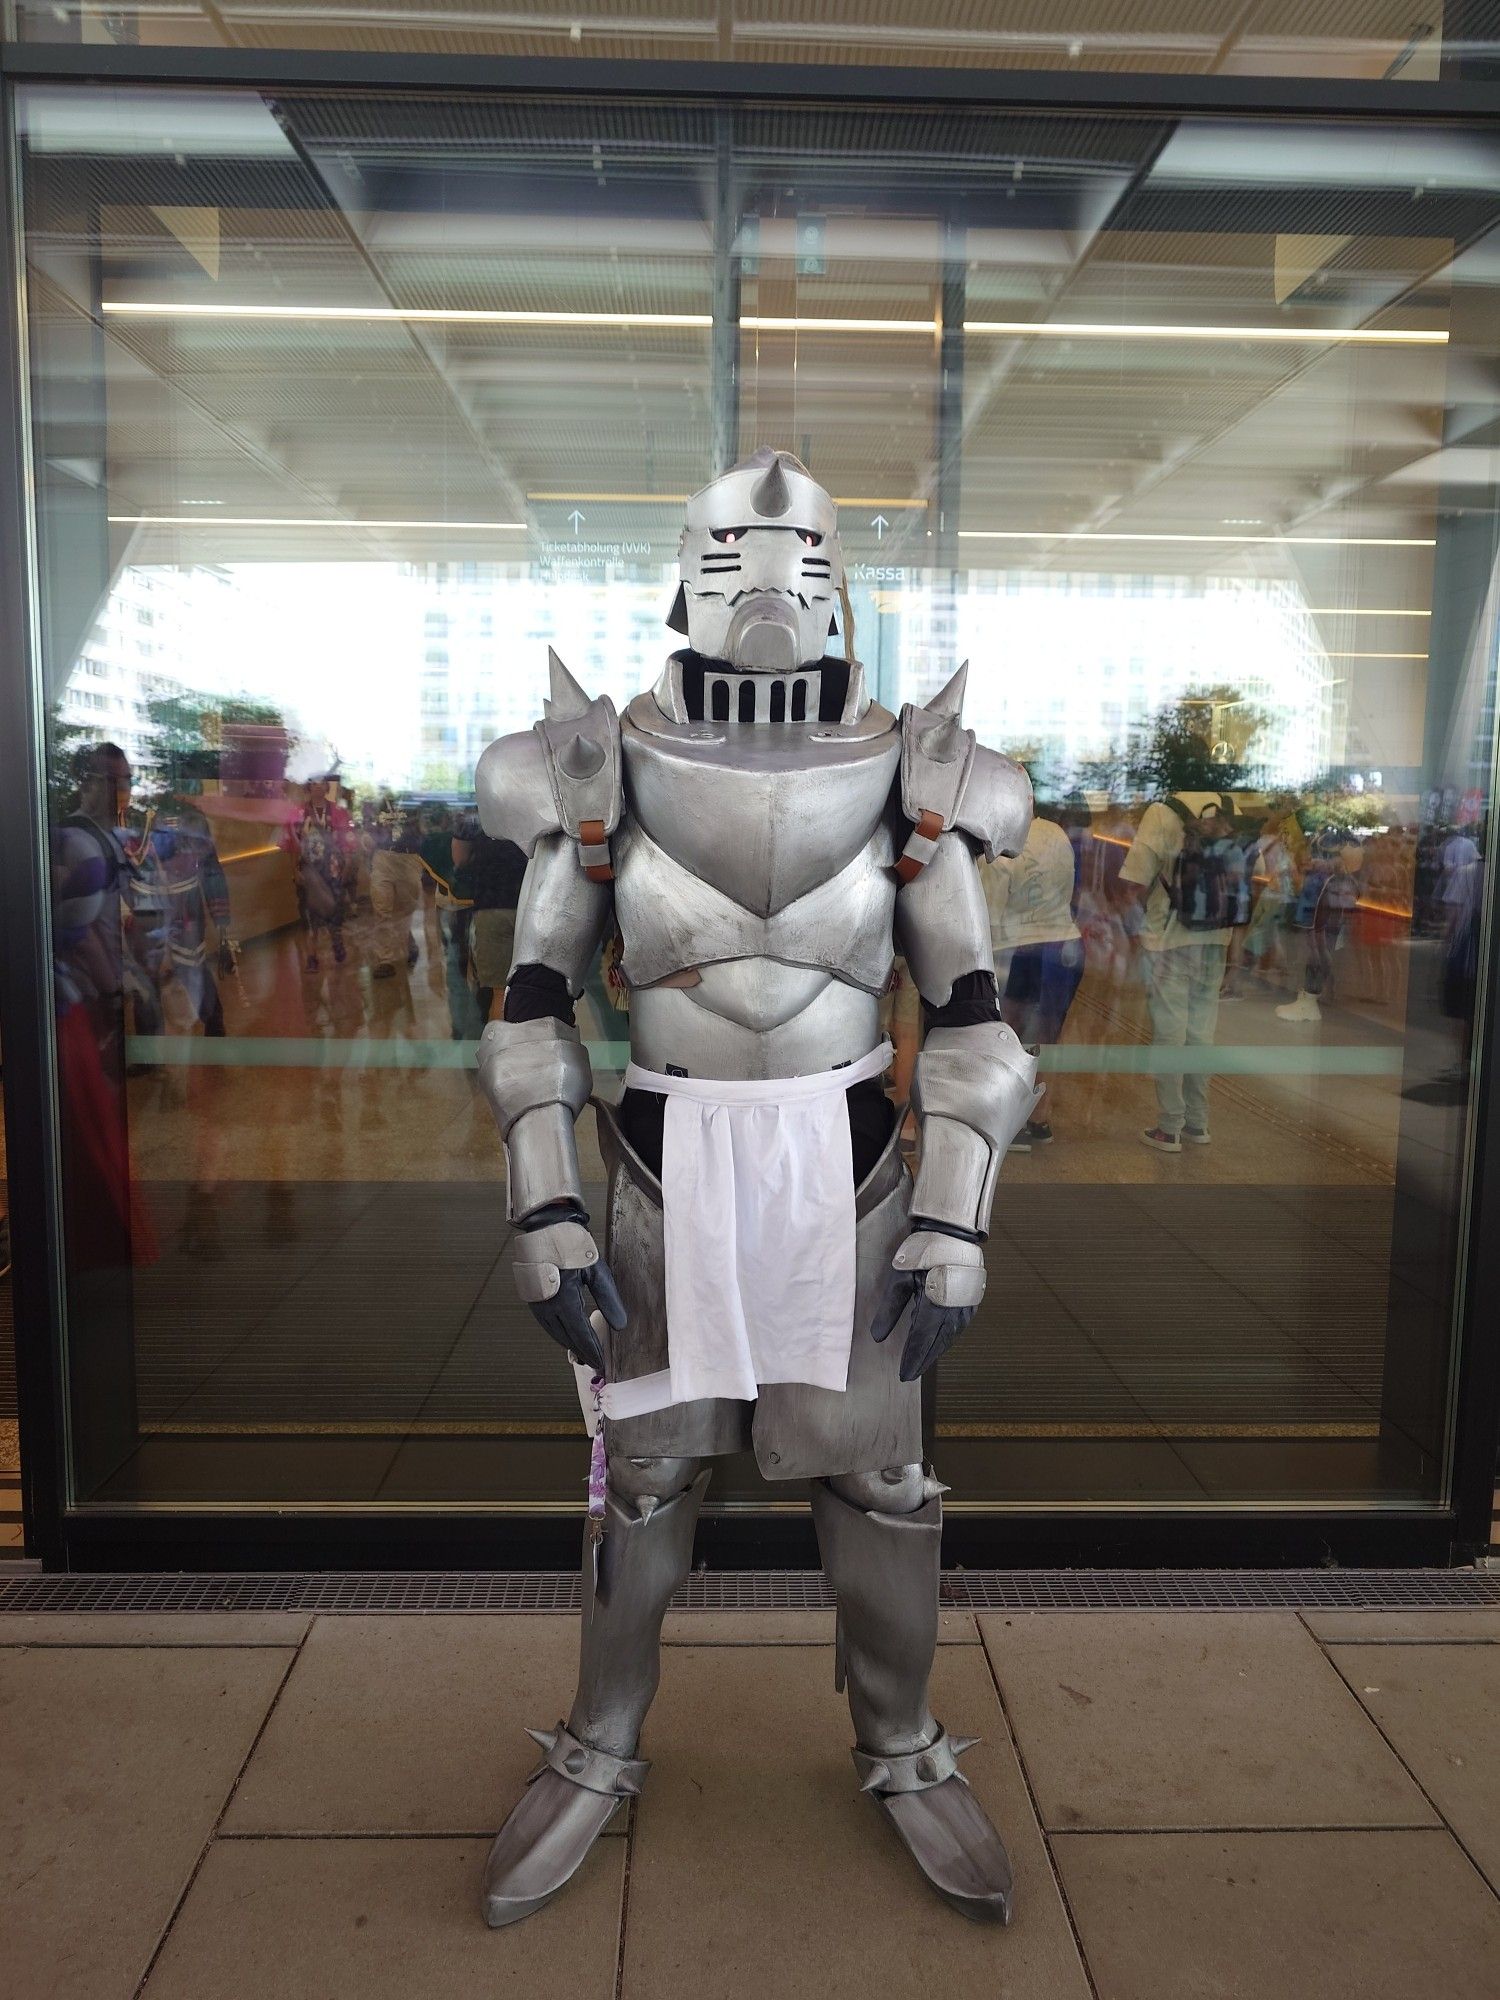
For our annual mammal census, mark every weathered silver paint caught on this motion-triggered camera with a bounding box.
[810,1483,1017,1921]
[476,1018,594,1220]
[910,1022,1041,1236]
[502,1104,584,1221]
[895,828,995,1007]
[621,700,900,918]
[510,832,614,995]
[630,972,882,1080]
[957,743,1034,861]
[476,1016,592,1138]
[478,455,1036,1934]
[474,727,557,856]
[613,818,898,997]
[678,447,843,666]
[482,1469,709,1929]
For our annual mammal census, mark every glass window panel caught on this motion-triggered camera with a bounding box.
[16,82,1500,1515]
[5,1,1481,85]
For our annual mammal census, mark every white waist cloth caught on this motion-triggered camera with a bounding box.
[599,1040,893,1421]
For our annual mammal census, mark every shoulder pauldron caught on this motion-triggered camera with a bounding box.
[897,662,1032,877]
[475,649,623,882]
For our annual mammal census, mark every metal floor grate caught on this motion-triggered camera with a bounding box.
[1,1569,1498,1616]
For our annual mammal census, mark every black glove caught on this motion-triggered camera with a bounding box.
[514,1203,627,1375]
[869,1226,986,1382]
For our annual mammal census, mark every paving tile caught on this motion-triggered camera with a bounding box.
[1054,1829,1500,2000]
[622,1643,1091,2000]
[140,1837,623,2000]
[1305,1610,1500,1643]
[1328,1644,1500,1892]
[980,1611,1433,1830]
[223,1614,605,1835]
[0,1613,311,1647]
[0,1645,293,2000]
[661,1609,978,1645]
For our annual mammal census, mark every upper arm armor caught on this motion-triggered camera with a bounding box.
[512,832,614,997]
[475,649,623,881]
[958,744,1032,862]
[475,730,559,857]
[895,831,993,1008]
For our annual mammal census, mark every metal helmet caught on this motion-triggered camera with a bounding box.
[675,447,843,671]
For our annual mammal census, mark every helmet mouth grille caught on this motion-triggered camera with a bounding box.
[703,668,823,726]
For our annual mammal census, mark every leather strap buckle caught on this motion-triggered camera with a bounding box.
[895,808,944,883]
[578,817,614,883]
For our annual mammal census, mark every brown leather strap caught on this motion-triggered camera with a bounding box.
[894,808,944,883]
[578,817,614,883]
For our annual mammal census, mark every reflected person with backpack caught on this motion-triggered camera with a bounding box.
[1117,791,1250,1154]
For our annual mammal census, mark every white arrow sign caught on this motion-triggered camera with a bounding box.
[567,509,585,534]
[871,513,889,539]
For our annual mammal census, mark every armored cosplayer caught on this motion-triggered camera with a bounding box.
[475,449,1039,1927]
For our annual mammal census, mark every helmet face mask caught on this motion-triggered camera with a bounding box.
[677,448,844,671]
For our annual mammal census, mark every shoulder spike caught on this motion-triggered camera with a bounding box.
[927,660,969,720]
[545,647,592,723]
[750,454,793,518]
[921,714,966,765]
[859,1761,892,1794]
[557,731,606,780]
[525,1726,559,1753]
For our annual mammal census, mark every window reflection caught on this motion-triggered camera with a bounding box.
[17,82,1499,1512]
[7,1,1473,84]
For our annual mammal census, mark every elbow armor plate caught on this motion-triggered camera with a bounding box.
[477,1017,593,1222]
[910,1022,1040,1237]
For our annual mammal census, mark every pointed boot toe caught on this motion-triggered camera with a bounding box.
[481,1770,623,1928]
[876,1774,1016,1925]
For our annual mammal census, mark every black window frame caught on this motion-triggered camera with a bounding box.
[2,38,1498,1572]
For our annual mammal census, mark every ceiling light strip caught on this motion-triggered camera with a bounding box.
[99,301,1446,346]
[109,514,529,530]
[111,516,1434,550]
[958,530,1436,547]
[102,302,713,328]
[524,491,928,508]
[964,318,1446,346]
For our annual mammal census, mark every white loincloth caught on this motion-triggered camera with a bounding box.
[599,1040,893,1420]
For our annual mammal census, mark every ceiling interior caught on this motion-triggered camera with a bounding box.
[15,83,1500,714]
[10,0,1465,81]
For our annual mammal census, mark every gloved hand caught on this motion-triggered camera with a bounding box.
[513,1202,626,1374]
[870,1228,986,1382]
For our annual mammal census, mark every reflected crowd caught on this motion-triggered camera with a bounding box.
[50,689,1487,1279]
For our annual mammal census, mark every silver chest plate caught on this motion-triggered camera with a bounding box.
[612,817,899,995]
[621,694,901,918]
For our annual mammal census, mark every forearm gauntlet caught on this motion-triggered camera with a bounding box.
[476,1016,592,1222]
[910,1021,1039,1238]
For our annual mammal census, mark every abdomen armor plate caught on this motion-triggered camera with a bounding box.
[612,817,898,996]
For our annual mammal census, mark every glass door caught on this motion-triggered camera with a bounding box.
[13,82,1500,1521]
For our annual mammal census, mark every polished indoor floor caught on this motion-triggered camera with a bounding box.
[75,898,1462,1512]
[2,1600,1499,1998]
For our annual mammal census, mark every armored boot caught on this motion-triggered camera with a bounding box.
[811,1470,1015,1925]
[482,1459,709,1927]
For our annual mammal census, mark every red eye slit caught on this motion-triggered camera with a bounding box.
[709,526,749,544]
[800,531,824,547]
